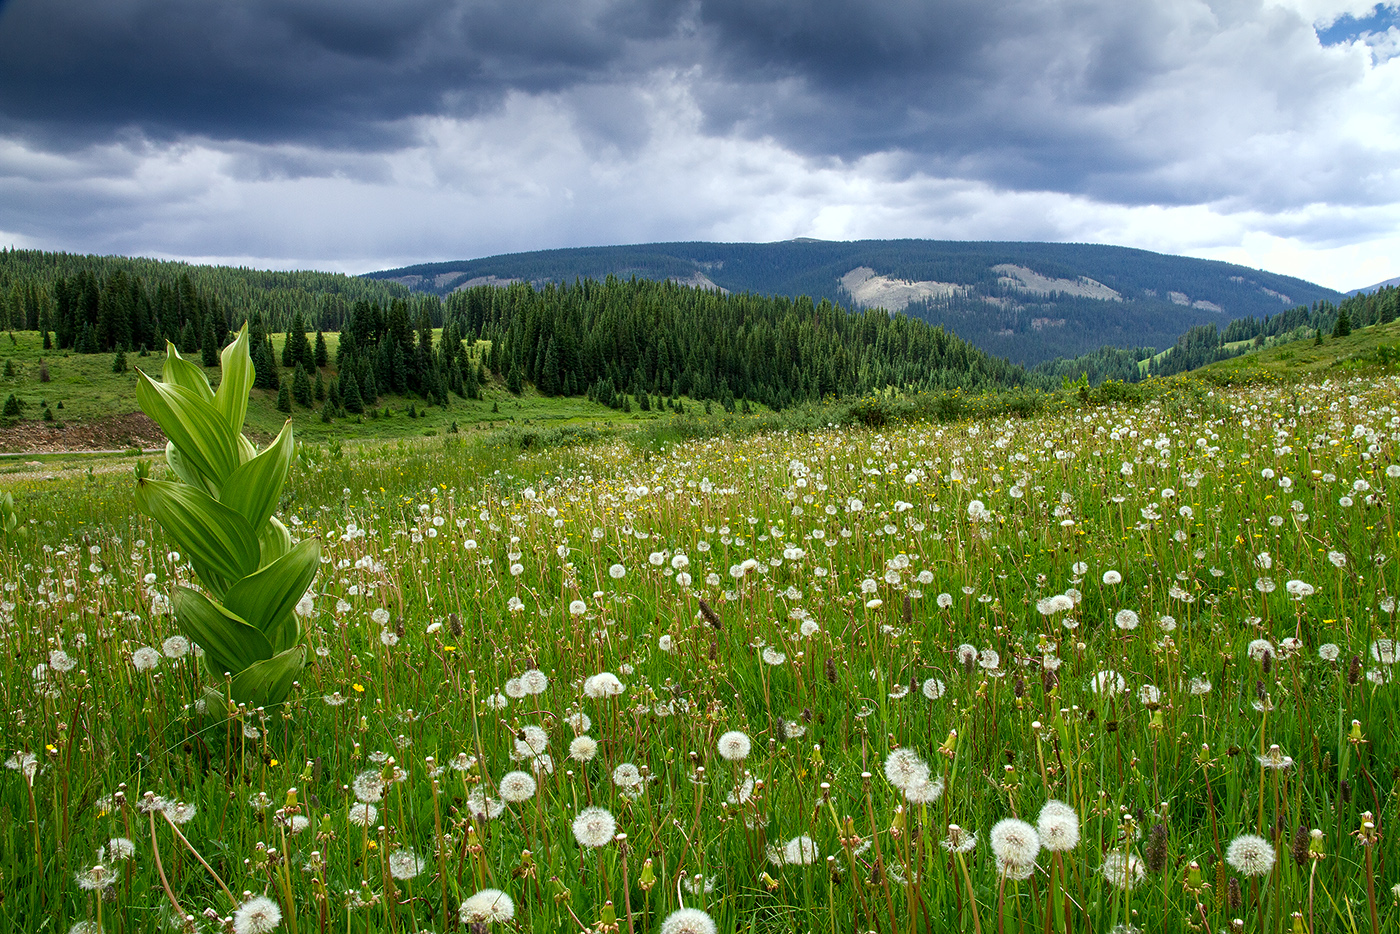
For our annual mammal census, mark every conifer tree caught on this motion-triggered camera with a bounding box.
[314,330,328,368]
[293,365,313,407]
[342,367,364,414]
[276,380,292,412]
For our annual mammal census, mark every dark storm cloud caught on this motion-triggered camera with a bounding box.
[0,0,682,149]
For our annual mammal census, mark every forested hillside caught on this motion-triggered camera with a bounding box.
[0,248,407,349]
[0,249,1034,419]
[366,239,1344,364]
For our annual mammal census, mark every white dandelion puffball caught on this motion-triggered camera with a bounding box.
[1090,670,1125,696]
[569,599,588,617]
[612,762,641,788]
[660,908,717,934]
[1246,639,1274,662]
[784,835,820,865]
[352,769,386,803]
[498,771,537,803]
[1100,850,1145,889]
[1285,579,1315,599]
[990,818,1041,866]
[904,776,945,805]
[1226,834,1276,876]
[1114,609,1139,630]
[232,895,282,934]
[347,803,378,827]
[460,888,515,923]
[572,806,617,848]
[569,735,599,762]
[609,563,626,579]
[883,748,930,791]
[1319,643,1340,661]
[583,672,624,698]
[1102,570,1122,585]
[371,607,391,626]
[161,636,190,659]
[520,669,549,695]
[131,646,161,671]
[388,848,425,880]
[514,725,549,757]
[922,678,946,699]
[1037,800,1081,852]
[718,730,752,761]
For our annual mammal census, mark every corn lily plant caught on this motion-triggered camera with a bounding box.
[133,324,318,708]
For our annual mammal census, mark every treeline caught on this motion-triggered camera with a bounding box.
[1146,288,1399,377]
[0,248,407,341]
[443,276,1030,411]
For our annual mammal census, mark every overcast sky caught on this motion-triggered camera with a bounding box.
[1,0,1397,290]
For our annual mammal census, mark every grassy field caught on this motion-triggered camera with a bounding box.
[2,345,1399,934]
[0,330,695,450]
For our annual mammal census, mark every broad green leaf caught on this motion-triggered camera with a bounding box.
[259,515,292,567]
[236,433,258,466]
[230,645,305,708]
[214,323,252,437]
[134,478,258,596]
[223,538,319,654]
[222,421,294,531]
[165,442,218,497]
[136,372,240,489]
[173,586,273,680]
[161,344,214,402]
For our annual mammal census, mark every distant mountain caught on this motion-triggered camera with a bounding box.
[364,240,1342,365]
[1347,276,1400,296]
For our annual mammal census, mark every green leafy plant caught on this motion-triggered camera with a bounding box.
[133,324,319,709]
[0,490,19,537]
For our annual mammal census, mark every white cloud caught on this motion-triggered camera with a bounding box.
[1,59,1396,291]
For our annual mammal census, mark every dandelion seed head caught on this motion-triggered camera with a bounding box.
[1037,800,1080,852]
[569,735,598,762]
[1100,850,1145,889]
[660,908,717,934]
[232,895,283,934]
[717,730,752,761]
[572,806,617,848]
[1226,834,1276,876]
[883,748,930,791]
[498,770,537,803]
[388,848,424,880]
[459,888,515,923]
[784,834,819,865]
[990,818,1041,865]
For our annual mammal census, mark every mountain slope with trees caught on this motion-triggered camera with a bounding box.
[366,239,1342,365]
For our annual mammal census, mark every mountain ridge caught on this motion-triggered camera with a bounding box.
[363,239,1342,365]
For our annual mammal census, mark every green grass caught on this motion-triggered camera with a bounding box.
[2,357,1399,934]
[0,330,705,448]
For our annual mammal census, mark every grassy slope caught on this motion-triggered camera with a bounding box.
[1193,317,1400,380]
[0,330,697,449]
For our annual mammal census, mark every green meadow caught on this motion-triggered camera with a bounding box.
[2,329,1400,934]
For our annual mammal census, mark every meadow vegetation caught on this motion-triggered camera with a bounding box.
[2,334,1400,934]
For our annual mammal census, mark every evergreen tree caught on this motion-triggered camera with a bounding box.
[342,367,364,413]
[1332,306,1352,338]
[201,314,220,367]
[360,362,378,406]
[506,359,522,395]
[314,369,326,401]
[463,357,480,399]
[112,348,128,373]
[293,365,313,407]
[276,380,292,412]
[314,330,329,368]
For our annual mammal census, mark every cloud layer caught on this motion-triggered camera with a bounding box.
[0,0,1396,289]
